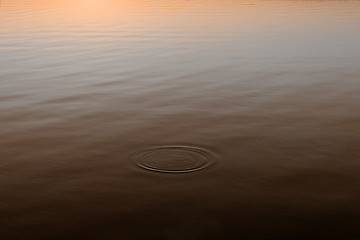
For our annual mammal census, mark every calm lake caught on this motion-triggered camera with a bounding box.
[1,0,360,239]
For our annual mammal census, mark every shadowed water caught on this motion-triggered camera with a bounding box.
[1,0,360,239]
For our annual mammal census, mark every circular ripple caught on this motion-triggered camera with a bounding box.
[134,146,216,173]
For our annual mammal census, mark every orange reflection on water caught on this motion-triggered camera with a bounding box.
[1,0,360,42]
[2,0,360,29]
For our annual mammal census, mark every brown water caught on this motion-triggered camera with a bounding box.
[1,0,360,239]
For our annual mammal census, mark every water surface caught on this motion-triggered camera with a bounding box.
[1,0,360,239]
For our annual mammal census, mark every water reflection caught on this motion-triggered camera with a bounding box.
[1,0,360,239]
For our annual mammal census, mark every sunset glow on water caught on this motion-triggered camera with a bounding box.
[1,1,360,239]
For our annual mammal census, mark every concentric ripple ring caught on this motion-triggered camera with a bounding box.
[134,146,216,173]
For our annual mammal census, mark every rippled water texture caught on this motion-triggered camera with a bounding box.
[134,146,216,173]
[1,0,360,239]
